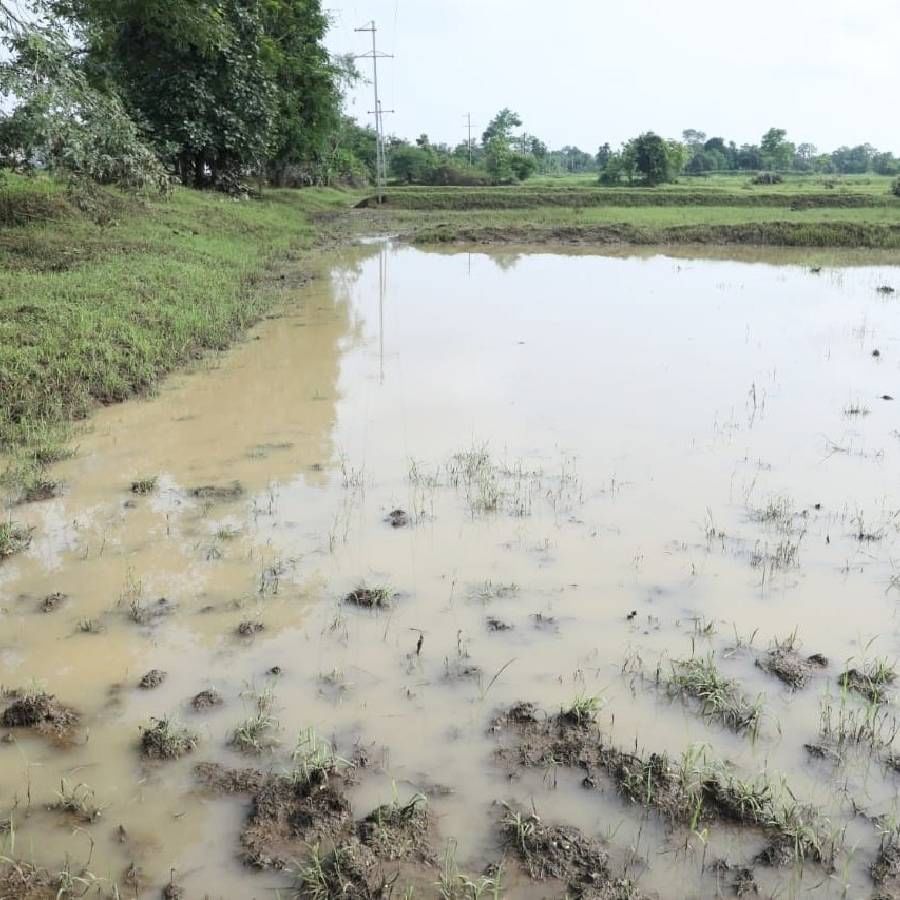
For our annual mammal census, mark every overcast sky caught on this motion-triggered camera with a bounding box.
[325,0,898,154]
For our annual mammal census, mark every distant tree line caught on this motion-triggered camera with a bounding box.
[1,1,897,197]
[597,128,900,187]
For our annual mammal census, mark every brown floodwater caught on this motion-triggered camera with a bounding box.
[2,240,900,898]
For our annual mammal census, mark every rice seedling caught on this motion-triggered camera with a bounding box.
[0,521,32,559]
[560,693,605,726]
[51,779,102,823]
[669,654,762,732]
[436,840,503,900]
[839,658,896,704]
[231,686,279,753]
[291,728,349,785]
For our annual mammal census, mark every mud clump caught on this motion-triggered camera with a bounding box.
[758,647,828,689]
[1,690,80,740]
[357,797,436,864]
[839,666,895,704]
[189,481,244,502]
[139,718,197,760]
[195,762,267,794]
[40,592,67,613]
[500,807,644,898]
[191,689,223,711]
[139,669,167,689]
[0,860,60,899]
[293,842,387,900]
[344,587,394,610]
[385,508,409,528]
[130,477,158,495]
[242,773,352,869]
[873,833,900,892]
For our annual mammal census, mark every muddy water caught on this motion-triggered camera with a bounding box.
[2,241,900,898]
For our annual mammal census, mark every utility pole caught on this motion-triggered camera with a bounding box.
[354,21,393,203]
[464,113,473,166]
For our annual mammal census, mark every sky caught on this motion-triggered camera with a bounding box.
[325,0,899,154]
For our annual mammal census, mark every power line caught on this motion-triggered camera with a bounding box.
[354,21,393,203]
[464,113,473,166]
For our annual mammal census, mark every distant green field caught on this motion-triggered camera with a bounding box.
[525,172,897,195]
[367,176,900,210]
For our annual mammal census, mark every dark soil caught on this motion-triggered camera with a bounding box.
[40,592,67,613]
[839,667,895,704]
[499,807,645,899]
[492,702,824,867]
[242,772,352,869]
[344,588,393,609]
[195,762,267,794]
[22,479,61,503]
[191,689,223,711]
[0,861,59,899]
[357,800,436,864]
[385,509,409,528]
[139,669,167,689]
[139,718,197,760]
[758,648,828,688]
[292,841,388,899]
[189,481,245,502]
[873,836,900,893]
[0,691,80,740]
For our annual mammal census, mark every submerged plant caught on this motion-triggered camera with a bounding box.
[669,655,761,732]
[0,520,32,559]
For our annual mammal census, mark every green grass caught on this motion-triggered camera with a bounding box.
[357,175,900,252]
[0,174,357,486]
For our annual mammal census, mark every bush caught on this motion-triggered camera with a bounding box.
[751,172,784,185]
[425,164,490,187]
[892,177,900,198]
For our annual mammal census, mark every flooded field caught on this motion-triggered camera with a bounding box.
[2,240,900,898]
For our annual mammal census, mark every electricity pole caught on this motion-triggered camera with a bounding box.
[464,113,473,166]
[354,21,393,203]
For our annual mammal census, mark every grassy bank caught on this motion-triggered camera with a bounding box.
[406,219,900,249]
[0,176,356,496]
[355,178,900,252]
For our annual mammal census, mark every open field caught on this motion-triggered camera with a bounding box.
[2,178,900,899]
[2,237,900,898]
[352,177,900,251]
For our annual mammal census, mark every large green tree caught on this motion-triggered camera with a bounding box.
[53,0,344,189]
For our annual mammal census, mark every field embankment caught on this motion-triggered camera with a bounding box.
[0,177,356,484]
[355,180,900,251]
[361,186,900,210]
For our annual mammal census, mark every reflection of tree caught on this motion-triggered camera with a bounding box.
[490,252,523,272]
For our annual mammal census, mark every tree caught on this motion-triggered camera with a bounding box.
[482,108,522,146]
[633,132,672,185]
[0,17,168,191]
[484,135,515,183]
[682,129,707,154]
[760,128,794,171]
[389,144,434,184]
[55,0,344,190]
[596,142,612,169]
[873,152,899,176]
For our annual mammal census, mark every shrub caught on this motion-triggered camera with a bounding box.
[892,177,900,198]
